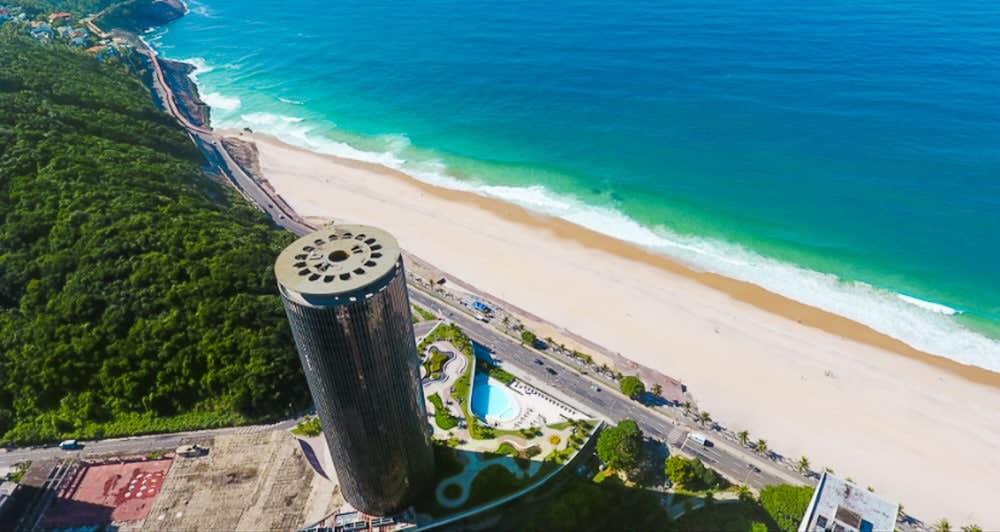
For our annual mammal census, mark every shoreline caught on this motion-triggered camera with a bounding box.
[242,131,998,388]
[145,10,1000,524]
[239,129,1000,524]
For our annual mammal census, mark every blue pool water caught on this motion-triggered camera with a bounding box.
[152,0,1000,369]
[471,373,519,422]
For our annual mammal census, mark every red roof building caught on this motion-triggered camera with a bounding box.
[48,12,72,23]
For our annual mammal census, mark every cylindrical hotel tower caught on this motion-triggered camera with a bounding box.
[275,224,433,515]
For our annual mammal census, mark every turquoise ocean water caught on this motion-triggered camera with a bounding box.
[151,0,1000,370]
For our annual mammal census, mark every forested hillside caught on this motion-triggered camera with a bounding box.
[0,34,309,444]
[2,0,119,17]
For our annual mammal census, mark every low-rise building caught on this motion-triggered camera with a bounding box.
[798,472,899,532]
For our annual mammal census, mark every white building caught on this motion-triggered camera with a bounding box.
[798,472,899,532]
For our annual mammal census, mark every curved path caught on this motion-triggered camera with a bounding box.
[434,453,542,509]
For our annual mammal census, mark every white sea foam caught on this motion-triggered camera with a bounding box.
[215,109,1000,372]
[202,92,241,112]
[179,57,213,83]
[896,294,959,315]
[278,97,304,105]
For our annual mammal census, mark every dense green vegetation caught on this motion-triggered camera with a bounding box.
[509,477,670,531]
[290,416,322,437]
[3,0,118,18]
[758,484,815,532]
[596,419,643,474]
[674,499,776,532]
[98,0,185,33]
[0,35,309,444]
[664,455,728,491]
[619,375,645,399]
[673,483,812,532]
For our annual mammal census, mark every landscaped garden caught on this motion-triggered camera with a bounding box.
[428,393,459,430]
[423,348,451,380]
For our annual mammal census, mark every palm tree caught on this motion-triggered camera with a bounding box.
[651,383,663,397]
[756,439,768,456]
[683,401,692,416]
[961,526,982,532]
[933,518,951,532]
[738,430,749,447]
[797,456,810,473]
[698,411,712,426]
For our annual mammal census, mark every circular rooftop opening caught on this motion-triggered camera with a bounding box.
[328,250,350,263]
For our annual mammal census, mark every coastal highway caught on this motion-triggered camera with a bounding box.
[407,289,806,491]
[0,419,300,469]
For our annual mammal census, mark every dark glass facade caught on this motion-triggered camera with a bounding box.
[279,256,434,515]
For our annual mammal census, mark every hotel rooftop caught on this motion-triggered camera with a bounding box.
[798,472,899,532]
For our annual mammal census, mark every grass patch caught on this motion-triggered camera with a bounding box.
[413,304,436,322]
[291,415,322,437]
[495,442,520,457]
[428,393,458,430]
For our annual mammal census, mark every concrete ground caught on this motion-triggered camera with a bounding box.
[143,430,341,531]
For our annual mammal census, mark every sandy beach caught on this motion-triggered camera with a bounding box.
[246,131,1000,526]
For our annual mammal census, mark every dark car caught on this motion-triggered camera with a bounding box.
[534,359,544,365]
[546,368,557,376]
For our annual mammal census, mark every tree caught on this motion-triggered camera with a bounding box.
[619,376,645,400]
[961,525,983,532]
[797,456,810,473]
[651,383,663,397]
[934,518,951,532]
[738,430,750,446]
[683,401,692,416]
[520,330,537,346]
[597,419,643,473]
[756,439,768,456]
[664,455,724,490]
[698,411,712,426]
[665,455,697,485]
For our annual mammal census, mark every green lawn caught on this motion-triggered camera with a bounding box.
[428,393,458,430]
[412,304,436,322]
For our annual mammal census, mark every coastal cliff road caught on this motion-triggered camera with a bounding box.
[0,419,299,468]
[407,289,801,491]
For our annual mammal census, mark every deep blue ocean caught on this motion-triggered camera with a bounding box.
[151,0,1000,370]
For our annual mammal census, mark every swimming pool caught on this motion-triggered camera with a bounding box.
[471,372,520,423]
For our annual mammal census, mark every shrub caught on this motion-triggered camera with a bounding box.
[291,416,323,437]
